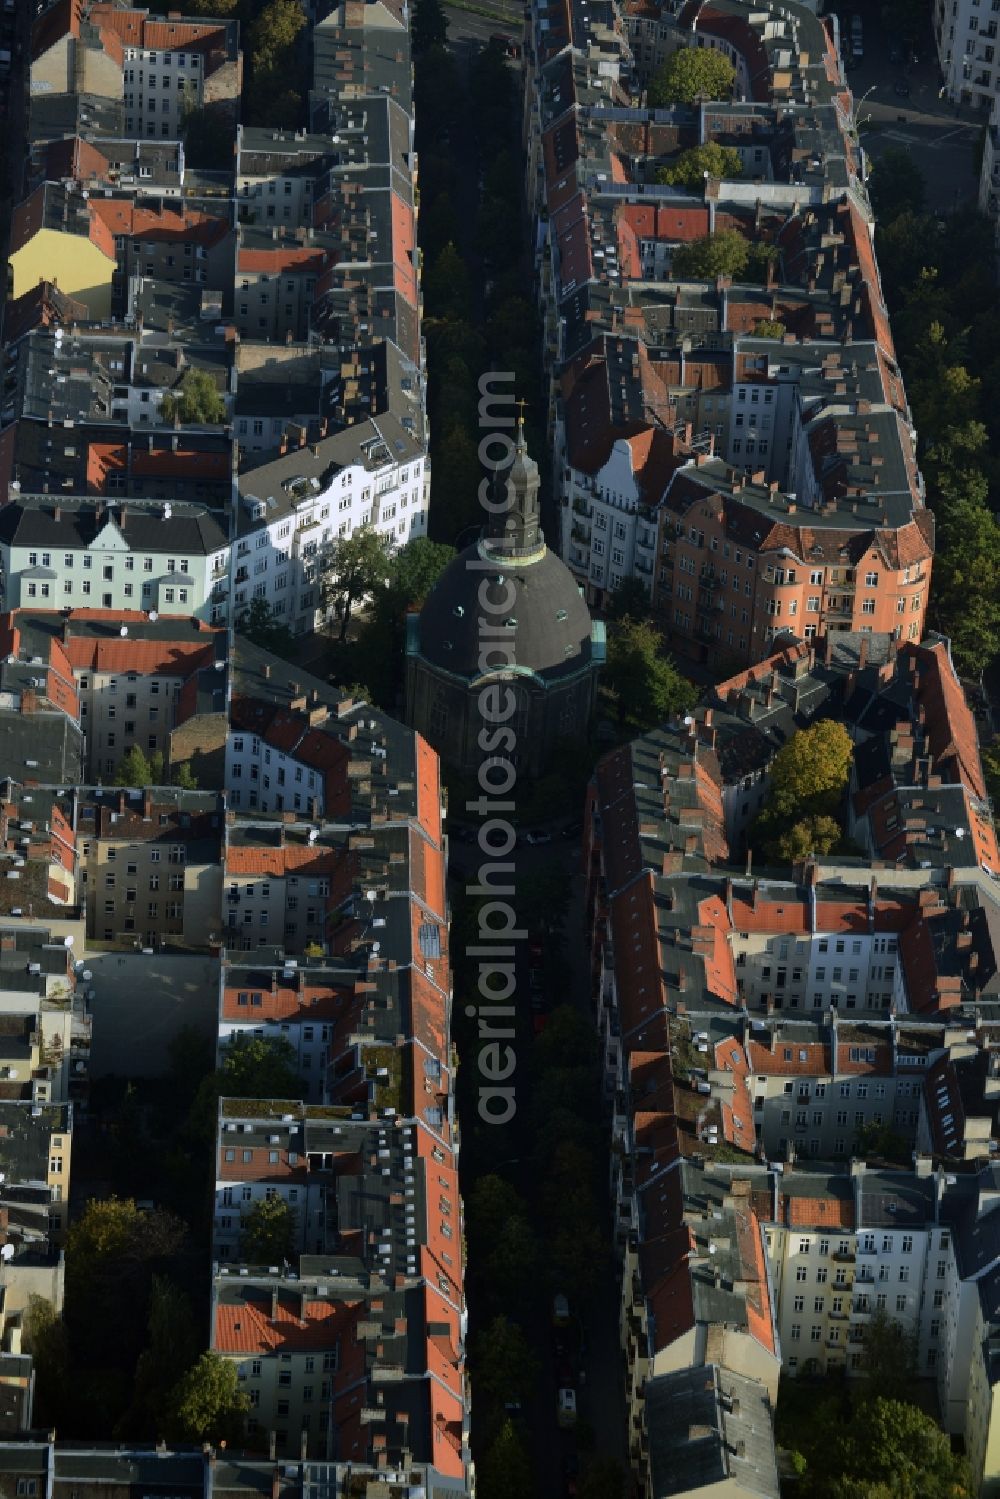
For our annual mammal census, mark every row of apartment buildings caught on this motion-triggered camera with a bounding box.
[521,0,937,670]
[0,0,429,637]
[581,614,1000,1492]
[0,589,470,1484]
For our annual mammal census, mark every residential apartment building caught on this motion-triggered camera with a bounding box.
[234,414,428,635]
[77,788,224,948]
[0,499,229,623]
[525,0,934,669]
[0,1442,470,1499]
[934,0,1000,111]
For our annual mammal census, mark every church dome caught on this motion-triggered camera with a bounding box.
[414,424,595,680]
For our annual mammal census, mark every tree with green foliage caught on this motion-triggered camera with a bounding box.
[672,228,749,280]
[168,1352,249,1445]
[605,617,697,728]
[868,147,926,226]
[411,0,448,55]
[473,1316,539,1414]
[322,525,393,642]
[425,242,473,323]
[466,1175,528,1253]
[22,1296,70,1429]
[824,1396,971,1499]
[606,575,651,620]
[127,1276,200,1437]
[240,1195,296,1264]
[160,369,226,426]
[770,813,843,862]
[173,762,199,790]
[854,1121,911,1167]
[648,46,735,105]
[657,141,742,188]
[429,424,483,544]
[65,1198,187,1370]
[179,103,234,171]
[931,496,1000,677]
[984,741,1000,805]
[532,1005,597,1073]
[753,318,786,339]
[482,1214,543,1315]
[219,1034,304,1100]
[383,536,455,613]
[752,720,853,862]
[579,1457,629,1499]
[477,1417,535,1499]
[115,745,155,787]
[249,0,306,65]
[238,596,297,659]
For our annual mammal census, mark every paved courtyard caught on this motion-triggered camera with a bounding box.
[83,950,220,1078]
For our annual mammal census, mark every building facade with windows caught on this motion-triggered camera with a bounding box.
[235,414,428,635]
[0,500,228,624]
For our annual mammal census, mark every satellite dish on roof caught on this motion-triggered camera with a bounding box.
[120,626,128,638]
[0,1245,12,1264]
[63,935,73,947]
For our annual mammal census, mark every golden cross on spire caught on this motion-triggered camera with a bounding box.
[516,397,528,424]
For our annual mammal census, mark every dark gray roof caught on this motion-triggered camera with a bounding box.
[858,1170,936,1229]
[0,499,228,556]
[645,1364,779,1499]
[0,710,83,786]
[414,540,595,680]
[0,1103,69,1186]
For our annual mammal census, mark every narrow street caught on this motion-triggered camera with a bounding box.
[449,833,628,1489]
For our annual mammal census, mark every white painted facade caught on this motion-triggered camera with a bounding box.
[562,442,658,602]
[224,730,327,816]
[0,510,228,622]
[236,442,429,634]
[124,47,203,140]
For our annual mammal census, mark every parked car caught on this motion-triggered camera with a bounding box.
[553,1293,571,1326]
[525,829,552,845]
[557,1388,578,1428]
[529,967,545,993]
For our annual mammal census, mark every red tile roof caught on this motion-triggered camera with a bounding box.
[784,1194,854,1229]
[214,1294,359,1354]
[62,636,216,678]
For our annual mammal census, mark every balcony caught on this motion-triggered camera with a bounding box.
[572,497,593,517]
[833,1250,856,1263]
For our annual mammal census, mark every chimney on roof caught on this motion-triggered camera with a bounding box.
[263,664,271,680]
[53,505,61,522]
[118,791,126,815]
[269,1434,277,1467]
[143,789,152,817]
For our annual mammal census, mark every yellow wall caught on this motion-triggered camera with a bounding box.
[10,229,114,318]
